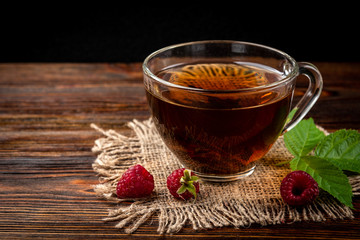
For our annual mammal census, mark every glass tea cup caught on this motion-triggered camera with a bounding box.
[143,40,322,182]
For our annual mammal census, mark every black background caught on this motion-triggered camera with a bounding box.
[1,7,358,63]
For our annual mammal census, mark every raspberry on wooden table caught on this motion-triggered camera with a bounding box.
[167,168,200,201]
[116,164,154,199]
[280,170,319,206]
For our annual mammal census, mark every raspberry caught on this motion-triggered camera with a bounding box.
[116,164,154,199]
[167,168,200,200]
[280,170,319,206]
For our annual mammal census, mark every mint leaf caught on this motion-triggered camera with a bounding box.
[290,156,353,208]
[315,129,360,173]
[284,118,325,157]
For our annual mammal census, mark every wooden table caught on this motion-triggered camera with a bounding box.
[1,62,359,239]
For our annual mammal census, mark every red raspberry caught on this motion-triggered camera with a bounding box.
[167,168,200,200]
[116,164,154,199]
[280,170,319,206]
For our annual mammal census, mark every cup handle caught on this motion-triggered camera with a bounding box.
[282,62,323,133]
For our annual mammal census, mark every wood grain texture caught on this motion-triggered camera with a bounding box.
[0,62,359,239]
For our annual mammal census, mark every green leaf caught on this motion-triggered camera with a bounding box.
[285,107,298,125]
[284,118,325,157]
[184,169,191,180]
[186,184,197,199]
[315,129,360,173]
[178,169,199,200]
[290,155,353,208]
[177,185,188,195]
[190,176,199,182]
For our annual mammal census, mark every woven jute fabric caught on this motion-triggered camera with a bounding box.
[91,119,360,234]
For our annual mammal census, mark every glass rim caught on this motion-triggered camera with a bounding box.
[142,40,299,93]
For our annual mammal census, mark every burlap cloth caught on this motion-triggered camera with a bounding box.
[91,118,360,234]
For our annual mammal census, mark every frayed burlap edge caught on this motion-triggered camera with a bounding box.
[91,119,359,234]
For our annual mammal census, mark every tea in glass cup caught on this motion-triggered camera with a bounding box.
[143,41,322,182]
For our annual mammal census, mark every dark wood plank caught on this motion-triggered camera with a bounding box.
[0,62,359,239]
